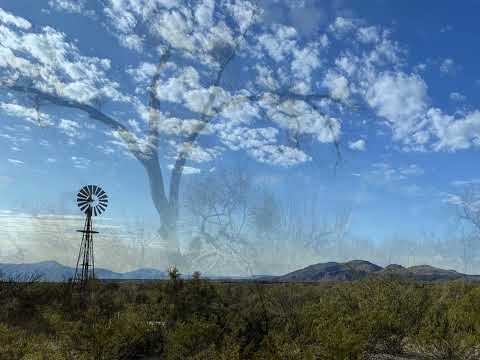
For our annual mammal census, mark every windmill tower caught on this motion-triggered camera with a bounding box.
[73,185,108,291]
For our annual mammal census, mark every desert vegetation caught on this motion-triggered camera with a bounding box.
[1,271,479,360]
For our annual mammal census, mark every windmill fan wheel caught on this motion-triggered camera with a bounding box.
[77,185,108,216]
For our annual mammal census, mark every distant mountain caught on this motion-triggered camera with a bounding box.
[3,259,480,283]
[263,260,480,283]
[381,264,480,282]
[268,260,382,282]
[0,261,167,282]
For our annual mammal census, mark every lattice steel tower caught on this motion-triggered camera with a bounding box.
[73,185,108,290]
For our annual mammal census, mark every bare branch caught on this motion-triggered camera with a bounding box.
[5,84,144,160]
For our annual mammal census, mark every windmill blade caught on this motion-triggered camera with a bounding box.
[94,186,103,196]
[92,185,98,196]
[88,185,94,195]
[93,207,98,216]
[79,188,89,198]
[98,193,108,200]
[77,192,88,200]
[97,204,106,213]
[80,203,90,213]
[97,189,106,197]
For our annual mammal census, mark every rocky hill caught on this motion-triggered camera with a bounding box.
[263,260,480,283]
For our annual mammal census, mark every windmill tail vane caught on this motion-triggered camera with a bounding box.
[72,185,108,291]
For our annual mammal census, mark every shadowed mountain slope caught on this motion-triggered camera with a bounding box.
[265,260,480,282]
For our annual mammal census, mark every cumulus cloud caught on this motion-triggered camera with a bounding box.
[0,13,124,104]
[427,108,480,151]
[48,0,87,14]
[364,72,428,140]
[0,102,53,126]
[349,139,366,151]
[440,58,456,75]
[58,119,81,138]
[449,92,465,102]
[249,144,310,166]
[357,26,380,44]
[329,17,357,35]
[0,7,31,29]
[3,2,480,172]
[323,71,350,100]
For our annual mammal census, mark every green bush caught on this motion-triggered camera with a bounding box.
[1,276,480,359]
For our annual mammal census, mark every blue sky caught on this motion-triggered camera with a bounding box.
[1,0,480,273]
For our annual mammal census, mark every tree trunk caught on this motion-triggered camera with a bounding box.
[142,156,182,266]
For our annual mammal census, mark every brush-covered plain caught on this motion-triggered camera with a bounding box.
[1,271,480,360]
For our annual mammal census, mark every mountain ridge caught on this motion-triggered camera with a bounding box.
[0,260,167,282]
[2,259,480,282]
[263,260,480,283]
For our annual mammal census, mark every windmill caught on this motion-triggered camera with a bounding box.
[73,185,108,290]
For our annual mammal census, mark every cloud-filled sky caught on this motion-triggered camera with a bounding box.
[1,0,480,274]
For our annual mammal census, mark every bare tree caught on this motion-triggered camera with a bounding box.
[250,190,281,266]
[455,185,480,272]
[184,168,255,274]
[0,2,345,265]
[126,218,154,268]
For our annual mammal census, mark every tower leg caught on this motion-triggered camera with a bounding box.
[73,214,95,292]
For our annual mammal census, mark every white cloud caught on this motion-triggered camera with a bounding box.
[399,164,424,176]
[414,63,427,73]
[0,7,31,29]
[48,0,86,14]
[217,125,310,166]
[158,117,212,136]
[257,25,298,62]
[249,144,310,167]
[0,102,52,125]
[449,92,465,102]
[364,72,428,141]
[71,156,90,169]
[440,58,456,75]
[451,179,480,187]
[329,17,356,35]
[127,62,158,83]
[323,71,350,100]
[366,162,424,183]
[427,108,480,151]
[263,98,341,143]
[167,164,201,175]
[58,119,80,138]
[7,158,24,165]
[0,22,123,105]
[357,26,380,44]
[349,139,366,151]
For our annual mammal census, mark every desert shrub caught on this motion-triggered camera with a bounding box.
[163,315,223,360]
[303,278,430,359]
[414,283,480,359]
[2,277,480,359]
